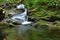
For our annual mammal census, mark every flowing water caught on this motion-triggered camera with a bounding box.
[11,4,32,40]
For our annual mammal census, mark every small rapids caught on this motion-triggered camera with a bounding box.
[11,4,33,40]
[11,4,32,25]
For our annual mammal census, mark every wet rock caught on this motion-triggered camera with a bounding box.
[8,14,13,18]
[8,12,17,18]
[0,8,5,21]
[13,5,16,8]
[28,17,36,22]
[15,8,25,13]
[12,21,21,25]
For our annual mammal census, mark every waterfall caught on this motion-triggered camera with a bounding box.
[11,4,32,40]
[11,4,32,25]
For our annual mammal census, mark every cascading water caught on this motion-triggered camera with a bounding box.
[11,4,32,25]
[11,4,32,40]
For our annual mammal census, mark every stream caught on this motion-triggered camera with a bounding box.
[11,4,33,40]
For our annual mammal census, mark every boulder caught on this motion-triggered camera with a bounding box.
[12,21,21,25]
[28,17,36,22]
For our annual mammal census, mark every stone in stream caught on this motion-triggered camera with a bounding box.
[8,12,16,17]
[12,21,21,25]
[28,17,36,22]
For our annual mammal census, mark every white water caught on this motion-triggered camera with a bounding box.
[11,4,32,25]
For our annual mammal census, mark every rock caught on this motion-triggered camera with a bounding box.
[12,21,21,25]
[6,20,13,23]
[8,12,17,18]
[8,24,15,28]
[0,8,5,21]
[28,17,36,22]
[8,14,13,18]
